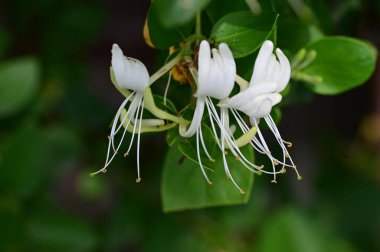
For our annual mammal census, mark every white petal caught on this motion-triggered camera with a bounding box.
[220,82,277,109]
[179,97,205,137]
[197,41,236,99]
[111,44,150,92]
[275,48,291,92]
[250,40,273,86]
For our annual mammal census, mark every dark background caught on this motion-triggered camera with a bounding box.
[0,0,379,251]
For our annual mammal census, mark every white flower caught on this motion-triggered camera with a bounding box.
[91,44,151,182]
[221,40,301,182]
[180,40,262,192]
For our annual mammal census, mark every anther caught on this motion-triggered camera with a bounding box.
[271,179,277,184]
[281,168,287,174]
[236,156,241,161]
[284,141,293,147]
[273,160,279,166]
[101,168,107,173]
[207,180,213,185]
[258,165,264,170]
[136,177,141,183]
[285,152,290,158]
[239,189,245,194]
[224,151,228,155]
[297,175,302,181]
[257,171,262,176]
[124,152,129,157]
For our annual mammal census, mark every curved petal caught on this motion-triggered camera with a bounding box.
[197,41,236,99]
[220,82,277,109]
[179,97,205,137]
[275,48,291,92]
[250,40,273,86]
[111,44,150,92]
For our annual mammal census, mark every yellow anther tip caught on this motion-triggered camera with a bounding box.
[207,180,213,185]
[124,152,129,157]
[297,176,302,181]
[136,178,141,183]
[239,189,245,194]
[101,168,107,173]
[271,180,277,184]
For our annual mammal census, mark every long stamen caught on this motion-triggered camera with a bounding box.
[220,113,245,194]
[136,98,145,183]
[163,72,172,106]
[91,111,135,176]
[126,94,143,156]
[252,119,278,182]
[196,128,212,184]
[206,98,266,174]
[199,124,215,162]
[264,115,301,178]
[110,92,134,151]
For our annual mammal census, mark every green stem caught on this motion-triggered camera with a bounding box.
[195,11,202,40]
[120,109,177,133]
[149,53,182,85]
[144,88,188,124]
[235,74,249,91]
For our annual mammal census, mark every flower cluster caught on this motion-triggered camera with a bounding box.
[91,40,301,192]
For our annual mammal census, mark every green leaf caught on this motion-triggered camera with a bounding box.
[26,212,97,252]
[0,58,40,117]
[210,11,278,58]
[176,123,216,171]
[278,20,324,52]
[0,124,81,198]
[147,3,194,49]
[206,0,249,24]
[161,144,254,212]
[255,207,357,252]
[302,37,377,94]
[153,0,210,28]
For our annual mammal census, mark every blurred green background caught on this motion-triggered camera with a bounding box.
[0,0,380,251]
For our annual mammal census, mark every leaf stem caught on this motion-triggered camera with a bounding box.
[149,53,182,85]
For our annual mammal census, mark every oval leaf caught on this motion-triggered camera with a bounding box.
[161,144,254,212]
[210,11,278,58]
[303,36,377,94]
[0,58,40,117]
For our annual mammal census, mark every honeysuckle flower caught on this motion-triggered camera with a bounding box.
[91,44,151,182]
[220,40,301,182]
[180,40,262,192]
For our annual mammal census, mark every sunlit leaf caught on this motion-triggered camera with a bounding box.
[302,37,377,94]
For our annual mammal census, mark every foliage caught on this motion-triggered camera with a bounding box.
[0,0,379,251]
